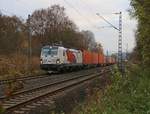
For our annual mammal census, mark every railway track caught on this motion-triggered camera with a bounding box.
[0,67,110,114]
[0,73,50,85]
[0,68,102,98]
[0,67,101,85]
[0,71,95,100]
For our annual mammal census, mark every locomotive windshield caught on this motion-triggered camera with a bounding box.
[41,47,58,56]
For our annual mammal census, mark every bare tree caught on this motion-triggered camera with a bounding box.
[0,14,25,55]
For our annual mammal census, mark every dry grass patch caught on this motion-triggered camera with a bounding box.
[0,54,42,80]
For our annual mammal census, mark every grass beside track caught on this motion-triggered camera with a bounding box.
[71,65,150,114]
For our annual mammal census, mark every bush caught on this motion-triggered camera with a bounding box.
[0,105,5,114]
[73,65,150,114]
[100,65,150,114]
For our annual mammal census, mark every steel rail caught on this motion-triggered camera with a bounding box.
[0,72,94,100]
[3,70,110,113]
[0,67,102,85]
[0,67,104,101]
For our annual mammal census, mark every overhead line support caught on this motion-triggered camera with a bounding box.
[96,12,124,76]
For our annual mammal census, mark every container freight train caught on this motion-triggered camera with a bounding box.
[40,45,116,72]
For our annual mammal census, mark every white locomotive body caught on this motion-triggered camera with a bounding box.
[40,45,83,71]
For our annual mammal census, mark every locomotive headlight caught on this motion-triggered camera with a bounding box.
[40,58,43,64]
[56,59,60,64]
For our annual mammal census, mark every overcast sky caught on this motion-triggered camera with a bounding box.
[0,0,137,54]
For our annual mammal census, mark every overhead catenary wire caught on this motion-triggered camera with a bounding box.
[0,9,16,16]
[76,0,98,22]
[63,0,94,27]
[78,0,110,30]
[1,0,30,18]
[79,0,108,28]
[79,0,119,30]
[63,0,99,30]
[96,13,119,31]
[80,0,100,14]
[79,0,99,19]
[15,0,35,17]
[15,0,32,8]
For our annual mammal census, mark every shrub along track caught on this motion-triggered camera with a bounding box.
[0,66,111,114]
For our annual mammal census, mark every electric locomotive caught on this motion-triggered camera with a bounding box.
[40,45,82,72]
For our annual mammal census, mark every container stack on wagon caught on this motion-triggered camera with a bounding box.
[92,52,99,65]
[98,54,104,66]
[82,50,92,65]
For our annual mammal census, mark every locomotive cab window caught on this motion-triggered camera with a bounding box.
[51,48,58,55]
[41,48,50,56]
[42,47,58,56]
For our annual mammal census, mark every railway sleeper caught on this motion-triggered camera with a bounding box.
[20,107,31,111]
[14,110,25,114]
[12,101,55,114]
[22,104,52,113]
